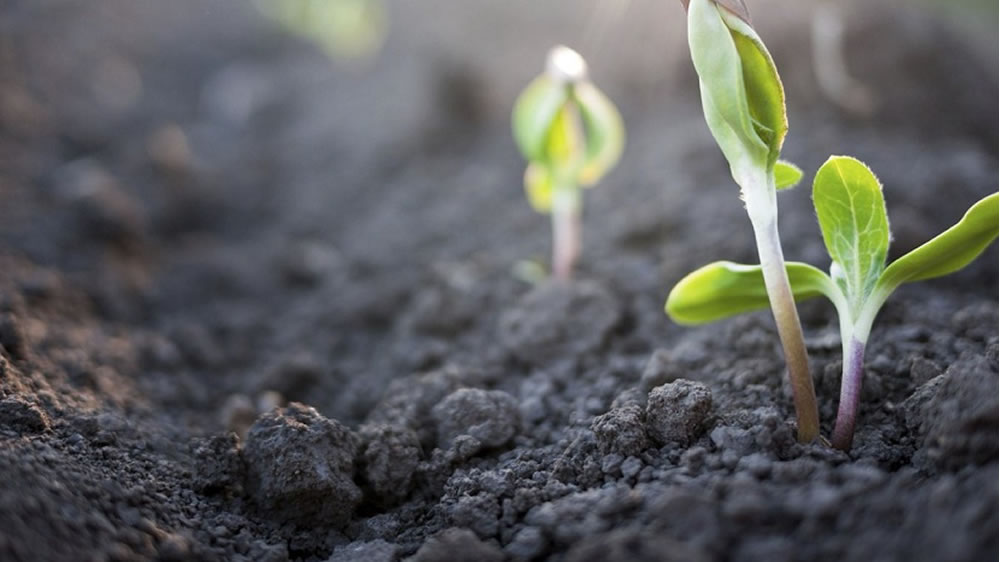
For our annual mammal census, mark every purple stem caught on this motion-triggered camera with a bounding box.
[551,192,581,282]
[831,336,866,450]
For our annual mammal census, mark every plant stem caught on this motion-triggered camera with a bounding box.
[746,182,819,442]
[551,186,582,282]
[831,336,866,450]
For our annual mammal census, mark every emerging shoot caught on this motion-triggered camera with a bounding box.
[255,0,388,60]
[811,0,874,115]
[681,0,819,441]
[512,46,624,281]
[667,156,999,450]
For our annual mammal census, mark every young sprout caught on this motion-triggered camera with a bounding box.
[681,0,819,441]
[811,0,874,115]
[255,0,388,60]
[512,46,624,281]
[667,155,999,450]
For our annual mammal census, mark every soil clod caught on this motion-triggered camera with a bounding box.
[243,403,362,528]
[645,380,714,447]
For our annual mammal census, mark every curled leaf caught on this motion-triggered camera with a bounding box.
[575,81,625,186]
[723,10,787,168]
[686,0,785,182]
[512,75,569,163]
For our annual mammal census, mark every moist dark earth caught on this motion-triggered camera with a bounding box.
[1,1,997,561]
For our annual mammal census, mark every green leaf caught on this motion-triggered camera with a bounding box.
[542,104,585,176]
[877,192,999,291]
[774,160,803,190]
[574,81,625,187]
[687,0,769,179]
[666,260,836,325]
[722,10,787,168]
[812,156,889,308]
[512,76,568,163]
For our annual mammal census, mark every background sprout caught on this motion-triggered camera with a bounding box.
[811,0,874,115]
[255,0,388,61]
[667,156,999,450]
[512,45,624,281]
[681,0,819,441]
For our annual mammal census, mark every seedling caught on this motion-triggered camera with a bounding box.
[255,0,388,60]
[811,0,874,115]
[681,0,819,441]
[667,155,999,450]
[512,46,624,281]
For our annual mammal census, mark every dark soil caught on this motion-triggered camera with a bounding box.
[1,1,997,561]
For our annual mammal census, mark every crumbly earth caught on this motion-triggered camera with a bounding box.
[0,1,997,561]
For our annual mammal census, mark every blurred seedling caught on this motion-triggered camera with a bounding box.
[255,0,387,61]
[512,46,624,281]
[667,156,999,450]
[681,0,819,441]
[811,0,874,115]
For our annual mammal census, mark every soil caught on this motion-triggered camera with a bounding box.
[0,1,997,561]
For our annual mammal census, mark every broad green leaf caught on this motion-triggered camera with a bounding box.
[512,76,568,162]
[722,10,787,167]
[812,156,889,309]
[774,160,803,190]
[877,192,999,291]
[523,163,553,213]
[687,0,769,179]
[666,260,836,325]
[574,81,625,187]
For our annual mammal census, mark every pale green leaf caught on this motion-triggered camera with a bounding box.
[666,260,836,325]
[774,160,803,190]
[542,104,585,176]
[812,156,889,308]
[574,81,625,187]
[512,76,567,162]
[687,0,769,178]
[877,192,999,291]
